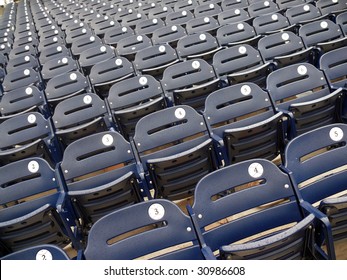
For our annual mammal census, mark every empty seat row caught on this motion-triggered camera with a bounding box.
[2,122,346,260]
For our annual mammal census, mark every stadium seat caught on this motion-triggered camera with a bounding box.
[165,10,194,27]
[266,63,343,139]
[0,85,48,122]
[216,22,261,48]
[258,31,315,68]
[176,32,222,63]
[0,112,61,166]
[39,45,71,65]
[299,19,347,54]
[60,131,145,228]
[103,25,135,48]
[83,199,212,260]
[52,93,111,148]
[186,16,220,36]
[45,71,91,106]
[151,24,187,48]
[135,17,166,37]
[41,56,79,83]
[336,11,347,35]
[316,0,347,19]
[253,13,294,35]
[133,105,220,200]
[0,157,80,256]
[107,74,167,140]
[319,46,347,122]
[213,44,273,88]
[203,83,284,164]
[89,56,135,98]
[133,44,180,78]
[161,59,220,110]
[283,123,347,245]
[78,44,115,75]
[116,34,152,61]
[188,158,335,259]
[2,67,42,92]
[248,0,280,18]
[217,8,251,26]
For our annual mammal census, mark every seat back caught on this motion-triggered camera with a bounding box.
[45,71,90,104]
[286,4,323,25]
[152,24,187,48]
[204,83,283,164]
[89,56,134,98]
[103,26,135,48]
[176,32,221,62]
[0,112,57,166]
[248,0,280,17]
[6,54,39,73]
[258,31,314,67]
[267,63,342,136]
[135,18,166,37]
[39,45,71,65]
[108,75,166,140]
[253,13,292,35]
[71,35,103,59]
[319,46,347,90]
[299,19,346,53]
[78,44,115,75]
[61,131,143,225]
[2,68,41,92]
[284,124,347,205]
[116,34,153,62]
[133,105,218,200]
[52,93,109,147]
[165,10,194,26]
[336,11,347,35]
[161,59,219,110]
[134,44,179,78]
[41,56,78,82]
[191,158,315,259]
[0,85,46,121]
[84,199,205,260]
[213,45,271,87]
[217,8,251,26]
[0,158,71,254]
[185,16,220,36]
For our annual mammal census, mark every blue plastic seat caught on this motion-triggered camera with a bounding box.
[0,112,60,166]
[189,158,335,259]
[283,123,347,244]
[267,63,343,138]
[135,18,166,37]
[52,93,110,148]
[60,131,144,227]
[107,75,167,140]
[39,45,71,65]
[299,19,347,54]
[161,59,220,110]
[116,34,153,62]
[203,83,284,164]
[336,11,347,35]
[213,44,273,88]
[84,199,211,260]
[0,85,48,122]
[0,158,80,256]
[165,10,195,27]
[216,22,261,48]
[133,105,219,200]
[2,67,42,92]
[134,44,180,78]
[152,24,187,48]
[176,32,222,62]
[45,71,91,106]
[89,56,135,98]
[217,8,251,26]
[258,31,315,68]
[185,16,220,36]
[103,26,135,48]
[41,56,79,83]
